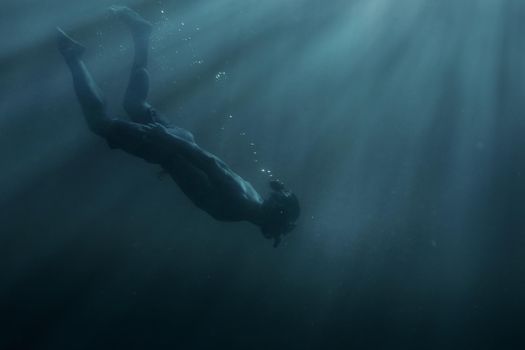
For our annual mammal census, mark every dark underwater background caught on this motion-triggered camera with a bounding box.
[1,0,525,349]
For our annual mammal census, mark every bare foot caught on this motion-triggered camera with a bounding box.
[109,6,152,37]
[57,27,85,60]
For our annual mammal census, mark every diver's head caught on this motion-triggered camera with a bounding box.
[260,180,300,247]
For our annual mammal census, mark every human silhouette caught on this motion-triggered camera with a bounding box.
[57,6,299,246]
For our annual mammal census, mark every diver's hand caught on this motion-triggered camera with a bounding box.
[140,123,171,145]
[143,122,168,137]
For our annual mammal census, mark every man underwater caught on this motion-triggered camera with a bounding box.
[57,6,299,246]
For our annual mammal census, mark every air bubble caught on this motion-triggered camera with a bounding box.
[215,71,227,81]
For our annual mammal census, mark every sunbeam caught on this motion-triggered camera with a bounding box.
[2,0,525,349]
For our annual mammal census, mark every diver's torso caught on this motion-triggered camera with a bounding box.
[162,153,262,222]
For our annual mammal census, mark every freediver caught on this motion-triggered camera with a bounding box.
[57,6,299,246]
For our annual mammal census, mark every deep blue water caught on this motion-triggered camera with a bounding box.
[1,0,525,349]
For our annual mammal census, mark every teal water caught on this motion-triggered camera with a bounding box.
[1,0,525,349]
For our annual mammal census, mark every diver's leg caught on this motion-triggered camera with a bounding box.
[109,6,152,67]
[58,28,168,165]
[57,28,112,136]
[124,67,155,124]
[110,6,159,124]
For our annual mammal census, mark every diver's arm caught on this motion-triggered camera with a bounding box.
[144,123,225,174]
